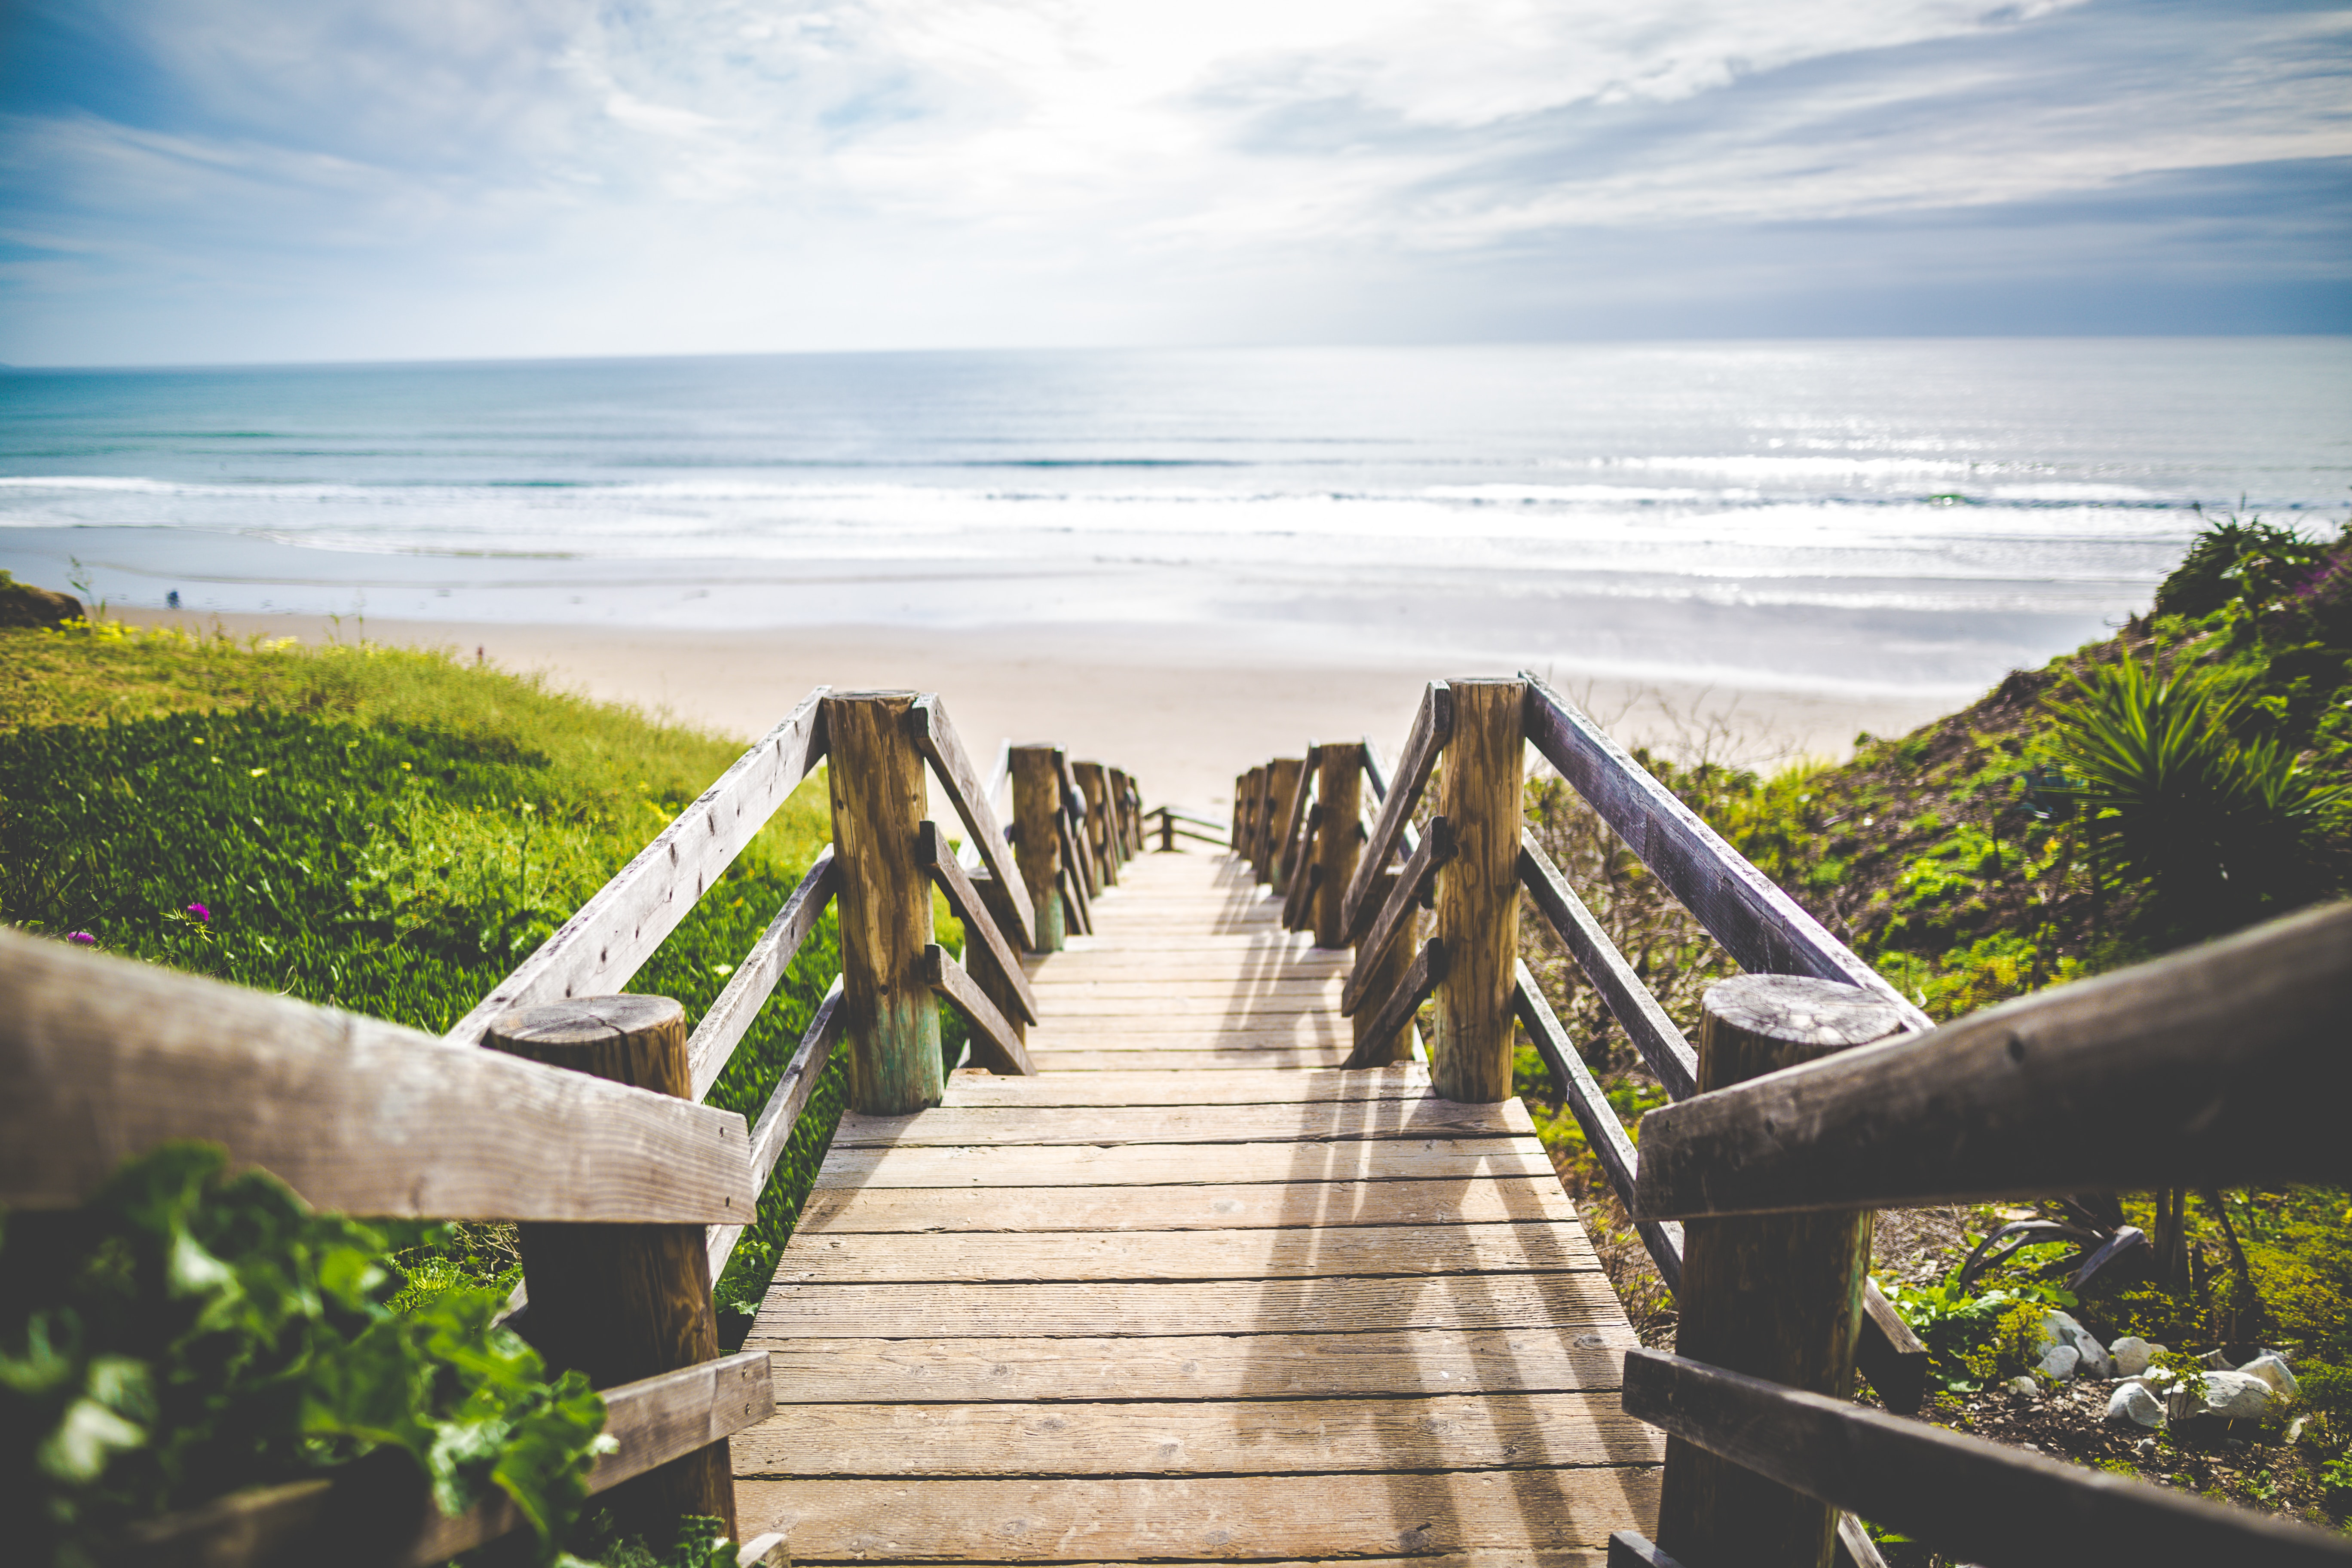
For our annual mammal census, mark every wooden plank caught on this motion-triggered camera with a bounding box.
[1513,965,1683,1292]
[937,1066,1426,1108]
[812,1134,1557,1189]
[923,945,1038,1077]
[737,1468,1656,1561]
[1341,816,1451,1008]
[1275,745,1319,885]
[1521,674,1929,1032]
[1029,974,1348,995]
[445,687,827,1048]
[756,1326,1633,1403]
[796,1175,1584,1235]
[1021,1021,1354,1047]
[1023,988,1341,1016]
[772,1221,1600,1284]
[1344,937,1443,1069]
[1026,1048,1352,1072]
[686,848,837,1099]
[1058,751,1100,899]
[1518,833,1698,1101]
[826,1097,1532,1148]
[922,821,1040,1025]
[0,929,756,1222]
[708,977,844,1281]
[1056,817,1095,932]
[757,1271,1637,1338]
[1341,680,1452,938]
[1632,900,2352,1219]
[1621,1350,2346,1568]
[736,1392,1657,1478]
[910,693,1036,951]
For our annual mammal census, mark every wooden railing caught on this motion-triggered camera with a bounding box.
[1240,674,2352,1568]
[0,688,1141,1566]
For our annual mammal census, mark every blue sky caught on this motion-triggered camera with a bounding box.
[2,0,2346,364]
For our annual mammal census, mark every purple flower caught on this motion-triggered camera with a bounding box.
[186,903,211,923]
[68,931,96,946]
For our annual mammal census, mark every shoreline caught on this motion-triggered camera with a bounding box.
[124,611,1958,810]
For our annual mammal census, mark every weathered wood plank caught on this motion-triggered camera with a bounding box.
[910,693,1036,951]
[1026,991,1341,1017]
[736,1392,1658,1477]
[1020,1021,1354,1048]
[738,1469,1657,1561]
[1026,1048,1352,1072]
[708,977,844,1282]
[923,945,1038,1077]
[1342,680,1452,938]
[1344,937,1443,1069]
[936,1066,1425,1108]
[1518,833,1698,1101]
[811,1135,1556,1189]
[1622,1350,2346,1568]
[445,688,827,1048]
[922,821,1040,1024]
[0,930,756,1222]
[772,1221,1599,1284]
[1633,900,2352,1219]
[1521,674,1929,1032]
[826,1096,1531,1148]
[795,1174,1584,1235]
[686,848,837,1100]
[1342,816,1451,1008]
[1030,975,1346,998]
[756,1326,1634,1403]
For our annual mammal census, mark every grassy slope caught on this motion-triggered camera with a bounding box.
[0,619,969,1324]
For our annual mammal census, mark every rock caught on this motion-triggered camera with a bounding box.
[0,571,83,630]
[2110,1336,2159,1377]
[2005,1375,2040,1396]
[2037,1311,2111,1378]
[2199,1370,2273,1421]
[2036,1343,2081,1380]
[2199,1348,2233,1372]
[2240,1353,2300,1399]
[2107,1382,2166,1427]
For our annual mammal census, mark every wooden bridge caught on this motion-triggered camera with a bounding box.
[8,678,2349,1568]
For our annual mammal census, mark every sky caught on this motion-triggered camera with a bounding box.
[1,0,2347,365]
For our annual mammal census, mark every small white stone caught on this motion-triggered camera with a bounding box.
[2110,1336,2157,1377]
[2239,1353,2300,1400]
[2199,1370,2273,1421]
[2107,1381,2166,1427]
[2006,1375,2040,1396]
[2037,1343,2082,1380]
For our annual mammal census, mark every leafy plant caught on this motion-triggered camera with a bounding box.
[1,1143,611,1566]
[1883,1267,2077,1394]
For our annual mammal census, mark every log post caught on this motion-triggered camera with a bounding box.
[1108,768,1134,859]
[486,996,735,1543]
[1265,757,1306,896]
[1314,744,1363,950]
[1657,974,1905,1568]
[1012,744,1067,953]
[1160,806,1176,853]
[825,691,942,1115]
[1075,762,1118,888]
[1428,678,1524,1103]
[1241,766,1265,876]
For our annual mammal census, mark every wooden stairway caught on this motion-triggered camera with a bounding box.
[735,848,1662,1563]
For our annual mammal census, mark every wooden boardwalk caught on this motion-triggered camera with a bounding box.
[738,849,1662,1564]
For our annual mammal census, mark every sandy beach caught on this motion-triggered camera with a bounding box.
[129,611,1957,812]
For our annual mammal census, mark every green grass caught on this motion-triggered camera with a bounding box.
[0,618,945,1329]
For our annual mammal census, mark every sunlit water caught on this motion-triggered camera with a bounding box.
[3,339,2345,695]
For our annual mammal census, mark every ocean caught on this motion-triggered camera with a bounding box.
[3,338,2345,699]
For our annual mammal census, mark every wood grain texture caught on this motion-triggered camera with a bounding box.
[828,692,945,1115]
[1313,744,1363,948]
[1343,681,1452,937]
[708,977,844,1282]
[1075,761,1121,889]
[825,1096,1528,1148]
[0,930,754,1220]
[445,688,826,1049]
[1260,757,1305,893]
[758,1326,1635,1403]
[686,848,837,1099]
[810,1135,1556,1189]
[736,1470,1658,1561]
[1632,900,2352,1219]
[1430,679,1524,1104]
[769,1221,1599,1284]
[1343,817,1449,1010]
[1012,745,1068,952]
[794,1175,1584,1236]
[1351,870,1418,1067]
[924,821,1041,1024]
[1623,1350,2347,1568]
[933,1066,1426,1108]
[1518,833,1697,1101]
[1060,750,1101,899]
[1344,937,1443,1071]
[1275,746,1319,893]
[1025,1049,1352,1072]
[925,944,1039,1076]
[737,1393,1657,1477]
[913,694,1037,951]
[1520,674,1929,1033]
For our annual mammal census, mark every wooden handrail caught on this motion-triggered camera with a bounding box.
[1340,816,1451,1011]
[707,977,844,1283]
[1634,900,2352,1219]
[910,695,1036,952]
[1341,682,1452,939]
[1623,1351,2352,1567]
[1342,937,1443,1070]
[687,848,839,1099]
[919,821,1040,1026]
[1274,744,1319,884]
[444,688,828,1049]
[1521,674,1929,1033]
[1516,832,1698,1100]
[0,930,755,1223]
[921,944,1037,1076]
